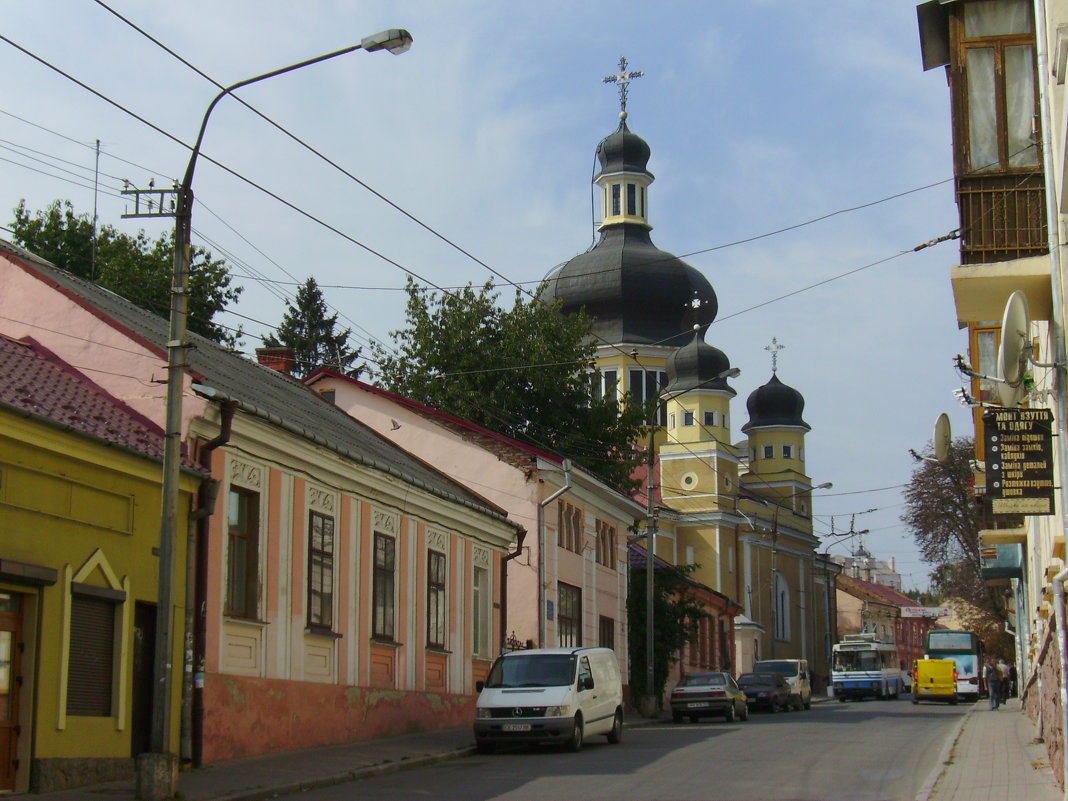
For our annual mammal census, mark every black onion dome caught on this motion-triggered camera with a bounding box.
[542,225,717,347]
[596,119,652,177]
[741,374,810,433]
[665,330,736,396]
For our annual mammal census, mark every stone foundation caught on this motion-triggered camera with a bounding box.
[31,756,135,793]
[1023,621,1064,789]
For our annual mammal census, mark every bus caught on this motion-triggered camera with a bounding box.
[830,633,903,701]
[924,630,984,700]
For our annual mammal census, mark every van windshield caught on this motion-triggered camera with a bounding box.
[484,654,576,688]
[754,661,798,676]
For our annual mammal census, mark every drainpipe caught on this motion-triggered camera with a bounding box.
[189,401,236,767]
[1032,11,1068,797]
[500,528,528,653]
[537,460,573,647]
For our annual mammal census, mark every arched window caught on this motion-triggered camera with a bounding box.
[774,571,791,642]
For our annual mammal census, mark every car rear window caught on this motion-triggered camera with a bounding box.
[678,673,725,687]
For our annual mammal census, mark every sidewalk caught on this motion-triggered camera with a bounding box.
[919,697,1061,801]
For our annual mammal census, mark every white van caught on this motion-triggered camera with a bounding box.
[473,647,623,752]
[753,659,812,709]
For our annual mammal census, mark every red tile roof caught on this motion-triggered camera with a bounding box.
[837,573,916,607]
[0,333,196,469]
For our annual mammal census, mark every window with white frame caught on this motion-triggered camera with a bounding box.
[473,565,490,657]
[558,582,582,647]
[307,511,335,630]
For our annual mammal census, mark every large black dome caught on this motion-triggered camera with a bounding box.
[542,225,717,347]
[665,330,736,395]
[741,374,810,432]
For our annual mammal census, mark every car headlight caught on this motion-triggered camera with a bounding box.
[544,705,571,717]
[757,692,767,698]
[476,708,493,719]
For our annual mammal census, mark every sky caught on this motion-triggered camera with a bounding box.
[0,1,970,592]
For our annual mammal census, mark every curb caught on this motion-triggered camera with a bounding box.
[203,746,477,801]
[914,702,975,801]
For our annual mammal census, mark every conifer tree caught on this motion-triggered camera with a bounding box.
[263,277,361,378]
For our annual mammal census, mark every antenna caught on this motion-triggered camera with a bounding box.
[996,290,1030,408]
[909,412,952,463]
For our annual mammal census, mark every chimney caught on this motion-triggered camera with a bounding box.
[888,556,896,572]
[256,346,296,374]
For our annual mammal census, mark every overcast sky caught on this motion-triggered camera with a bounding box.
[1,1,969,592]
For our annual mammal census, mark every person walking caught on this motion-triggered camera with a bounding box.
[985,658,1001,710]
[1008,662,1018,697]
[996,658,1010,704]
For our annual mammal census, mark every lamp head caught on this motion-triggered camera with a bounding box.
[814,482,833,491]
[362,29,414,55]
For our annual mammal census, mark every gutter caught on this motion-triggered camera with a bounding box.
[1054,566,1068,799]
[500,528,528,653]
[537,459,573,647]
[189,400,236,767]
[191,383,516,530]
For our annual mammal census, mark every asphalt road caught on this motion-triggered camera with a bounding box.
[292,699,965,801]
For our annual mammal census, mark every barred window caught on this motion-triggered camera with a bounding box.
[558,582,582,647]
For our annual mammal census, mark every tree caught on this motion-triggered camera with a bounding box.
[262,277,361,379]
[627,560,710,704]
[9,199,242,347]
[372,280,649,492]
[902,436,1010,651]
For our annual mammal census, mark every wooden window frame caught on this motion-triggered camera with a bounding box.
[373,533,396,641]
[226,487,260,619]
[427,550,447,649]
[558,501,583,554]
[307,511,335,631]
[595,519,616,569]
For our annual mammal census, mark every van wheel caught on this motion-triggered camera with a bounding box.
[567,715,583,752]
[607,708,623,744]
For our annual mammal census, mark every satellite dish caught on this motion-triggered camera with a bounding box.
[996,290,1030,407]
[933,413,952,463]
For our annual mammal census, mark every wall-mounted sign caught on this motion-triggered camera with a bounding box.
[900,606,949,618]
[983,408,1055,515]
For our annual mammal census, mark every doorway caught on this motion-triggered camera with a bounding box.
[0,592,23,792]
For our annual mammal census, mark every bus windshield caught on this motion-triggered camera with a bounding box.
[927,631,976,652]
[484,654,576,688]
[833,650,882,672]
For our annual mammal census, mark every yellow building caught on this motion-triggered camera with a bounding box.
[0,333,199,793]
[542,100,836,692]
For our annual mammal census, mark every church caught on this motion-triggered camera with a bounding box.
[542,62,838,694]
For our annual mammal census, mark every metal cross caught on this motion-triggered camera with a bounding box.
[603,56,644,117]
[765,337,785,373]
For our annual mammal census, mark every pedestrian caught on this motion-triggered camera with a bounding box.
[984,658,1001,710]
[1008,662,1018,697]
[997,658,1010,704]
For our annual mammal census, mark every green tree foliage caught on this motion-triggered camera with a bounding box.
[372,280,648,492]
[10,199,242,347]
[262,277,361,379]
[902,436,1011,653]
[627,560,710,704]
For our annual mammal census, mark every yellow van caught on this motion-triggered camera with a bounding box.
[912,659,958,705]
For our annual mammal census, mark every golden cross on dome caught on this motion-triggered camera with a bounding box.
[765,337,785,373]
[603,56,644,118]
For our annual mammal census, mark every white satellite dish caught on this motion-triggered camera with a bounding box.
[933,413,952,463]
[996,290,1030,408]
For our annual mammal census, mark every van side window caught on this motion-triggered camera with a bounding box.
[578,656,594,689]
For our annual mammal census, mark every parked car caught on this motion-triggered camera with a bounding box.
[738,672,799,712]
[753,658,812,709]
[669,672,749,723]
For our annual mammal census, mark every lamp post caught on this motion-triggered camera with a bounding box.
[768,481,831,659]
[644,365,740,712]
[141,29,412,800]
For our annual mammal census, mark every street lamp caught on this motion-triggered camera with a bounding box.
[144,29,412,799]
[643,365,740,713]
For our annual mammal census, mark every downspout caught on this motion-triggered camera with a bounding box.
[189,400,236,767]
[500,528,528,653]
[538,460,573,647]
[1032,8,1068,795]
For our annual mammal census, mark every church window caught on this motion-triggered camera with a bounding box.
[704,410,715,426]
[723,413,729,429]
[594,369,618,402]
[683,410,694,426]
[611,184,621,216]
[763,445,774,459]
[774,572,791,641]
[669,413,675,429]
[782,444,793,459]
[628,368,667,425]
[626,183,637,215]
[640,186,646,217]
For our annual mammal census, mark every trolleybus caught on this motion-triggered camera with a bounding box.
[924,630,984,699]
[831,632,902,701]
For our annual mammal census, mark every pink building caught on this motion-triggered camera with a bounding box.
[0,241,520,763]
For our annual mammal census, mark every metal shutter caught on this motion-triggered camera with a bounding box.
[66,594,115,716]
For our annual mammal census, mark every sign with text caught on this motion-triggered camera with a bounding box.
[984,408,1055,515]
[900,606,949,618]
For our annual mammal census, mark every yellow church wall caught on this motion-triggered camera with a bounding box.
[0,409,197,788]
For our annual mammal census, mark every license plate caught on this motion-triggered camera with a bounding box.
[502,723,531,732]
[687,702,706,708]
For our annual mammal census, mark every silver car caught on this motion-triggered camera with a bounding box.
[669,671,749,723]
